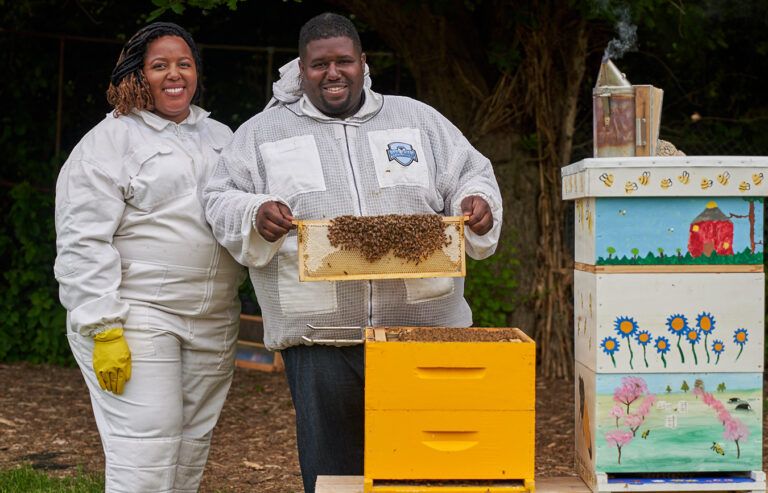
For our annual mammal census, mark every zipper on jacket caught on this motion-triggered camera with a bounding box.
[342,125,373,326]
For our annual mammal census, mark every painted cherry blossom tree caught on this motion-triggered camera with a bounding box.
[695,387,750,458]
[605,429,634,464]
[625,394,657,436]
[610,405,625,428]
[606,376,655,464]
[613,376,648,414]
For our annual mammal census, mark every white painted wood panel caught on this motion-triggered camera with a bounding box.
[575,272,764,373]
[562,156,768,199]
[575,198,596,265]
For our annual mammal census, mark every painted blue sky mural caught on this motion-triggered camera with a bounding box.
[595,197,763,259]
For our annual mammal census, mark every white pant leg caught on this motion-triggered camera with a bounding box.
[172,312,238,492]
[69,304,190,493]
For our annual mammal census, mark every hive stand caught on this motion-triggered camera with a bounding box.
[562,156,767,493]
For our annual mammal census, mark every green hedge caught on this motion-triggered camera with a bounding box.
[0,183,70,365]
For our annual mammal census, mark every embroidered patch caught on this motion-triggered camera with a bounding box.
[386,142,418,166]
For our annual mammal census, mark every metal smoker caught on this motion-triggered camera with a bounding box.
[593,59,663,158]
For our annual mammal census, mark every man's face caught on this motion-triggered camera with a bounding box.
[299,36,366,119]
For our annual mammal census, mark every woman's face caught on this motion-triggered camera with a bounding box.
[142,35,197,123]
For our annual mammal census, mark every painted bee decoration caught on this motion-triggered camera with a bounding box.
[641,429,650,439]
[625,181,638,194]
[753,173,764,186]
[660,178,673,189]
[717,171,730,185]
[677,171,690,184]
[701,178,714,190]
[739,181,751,192]
[599,173,614,187]
[638,171,651,186]
[710,442,725,456]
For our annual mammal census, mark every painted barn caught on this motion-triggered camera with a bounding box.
[688,201,734,257]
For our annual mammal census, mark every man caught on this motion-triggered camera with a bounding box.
[203,12,502,492]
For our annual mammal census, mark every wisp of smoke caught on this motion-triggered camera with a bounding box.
[603,5,637,62]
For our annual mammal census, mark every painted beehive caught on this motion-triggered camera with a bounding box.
[363,327,535,493]
[562,156,767,492]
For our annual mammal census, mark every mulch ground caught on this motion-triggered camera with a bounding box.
[0,362,762,492]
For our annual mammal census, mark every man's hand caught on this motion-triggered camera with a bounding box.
[460,195,493,235]
[255,201,295,242]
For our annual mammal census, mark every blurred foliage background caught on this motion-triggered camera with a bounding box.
[1,0,767,369]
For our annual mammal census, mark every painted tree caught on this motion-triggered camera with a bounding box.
[657,247,664,259]
[665,385,672,394]
[631,247,640,259]
[717,382,727,393]
[729,197,763,253]
[695,387,750,459]
[724,416,749,459]
[613,376,648,414]
[607,246,616,259]
[605,429,633,465]
[624,394,656,436]
[610,405,625,428]
[694,378,705,397]
[681,380,690,393]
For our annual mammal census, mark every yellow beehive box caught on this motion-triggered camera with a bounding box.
[296,216,465,281]
[363,327,536,493]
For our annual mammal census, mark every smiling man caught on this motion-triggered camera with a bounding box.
[203,12,502,492]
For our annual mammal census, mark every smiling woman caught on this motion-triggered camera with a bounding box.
[54,21,244,493]
[142,36,198,123]
[106,22,204,121]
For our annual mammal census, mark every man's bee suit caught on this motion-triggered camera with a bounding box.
[54,106,244,493]
[203,88,503,349]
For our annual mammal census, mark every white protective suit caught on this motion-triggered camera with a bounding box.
[203,88,502,349]
[54,106,244,493]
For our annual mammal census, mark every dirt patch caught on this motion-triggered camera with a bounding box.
[2,362,763,492]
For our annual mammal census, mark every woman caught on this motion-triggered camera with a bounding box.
[54,22,244,492]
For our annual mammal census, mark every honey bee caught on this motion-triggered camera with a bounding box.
[638,171,651,186]
[599,173,614,187]
[660,178,673,189]
[710,442,725,456]
[625,181,638,194]
[677,171,690,184]
[739,181,751,192]
[641,429,650,439]
[717,171,730,185]
[753,173,764,185]
[701,178,713,190]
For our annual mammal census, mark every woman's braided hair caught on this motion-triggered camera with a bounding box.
[106,22,203,117]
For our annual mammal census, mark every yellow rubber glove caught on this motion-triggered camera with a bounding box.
[92,328,132,394]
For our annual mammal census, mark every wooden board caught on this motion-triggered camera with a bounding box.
[574,271,764,373]
[318,476,578,493]
[561,156,768,199]
[633,85,663,157]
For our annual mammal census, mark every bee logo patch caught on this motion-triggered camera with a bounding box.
[386,142,418,166]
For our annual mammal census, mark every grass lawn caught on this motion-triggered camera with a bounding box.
[0,466,103,493]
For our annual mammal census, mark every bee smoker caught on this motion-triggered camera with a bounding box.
[593,59,663,157]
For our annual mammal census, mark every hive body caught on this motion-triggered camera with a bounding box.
[363,327,535,493]
[563,156,767,492]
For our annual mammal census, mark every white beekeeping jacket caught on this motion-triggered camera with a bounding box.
[55,106,244,336]
[204,89,503,350]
